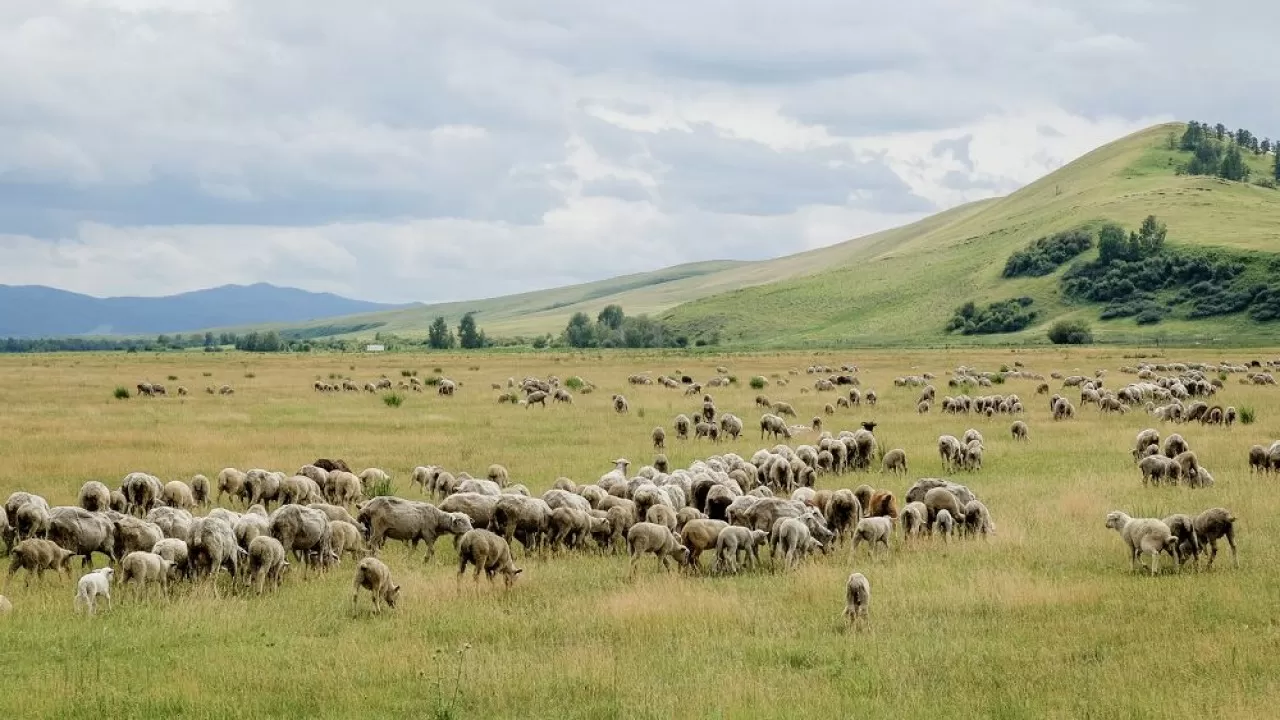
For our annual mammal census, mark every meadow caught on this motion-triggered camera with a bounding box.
[1,347,1278,719]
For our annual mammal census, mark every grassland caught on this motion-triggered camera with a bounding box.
[2,348,1279,719]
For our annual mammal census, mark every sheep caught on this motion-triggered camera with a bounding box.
[652,427,666,451]
[1172,451,1200,485]
[1248,445,1269,474]
[851,517,893,555]
[674,415,692,440]
[440,493,501,530]
[937,435,964,472]
[773,517,822,569]
[900,502,927,540]
[152,538,190,579]
[358,468,391,491]
[843,572,870,626]
[491,495,553,554]
[1132,428,1160,461]
[922,487,965,528]
[216,468,248,506]
[681,519,729,571]
[881,449,907,474]
[645,505,678,531]
[247,536,290,594]
[47,507,117,569]
[626,522,687,575]
[269,504,335,570]
[713,527,768,574]
[112,515,165,560]
[77,481,111,513]
[74,567,115,615]
[1138,454,1177,486]
[1011,421,1028,441]
[329,471,363,507]
[961,500,994,537]
[7,538,75,587]
[351,557,400,613]
[486,464,510,488]
[457,529,523,588]
[162,481,196,510]
[525,391,548,408]
[613,394,630,414]
[190,475,211,508]
[1162,433,1188,458]
[549,507,597,551]
[358,497,474,561]
[1161,514,1199,567]
[905,478,976,507]
[188,517,242,580]
[119,551,174,600]
[933,509,956,540]
[1104,511,1179,575]
[329,520,369,561]
[1192,508,1238,569]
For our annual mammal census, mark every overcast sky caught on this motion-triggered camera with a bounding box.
[1,1,1275,303]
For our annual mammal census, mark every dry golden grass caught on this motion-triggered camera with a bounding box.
[1,347,1278,719]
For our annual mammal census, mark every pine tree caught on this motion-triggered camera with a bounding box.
[1214,123,1226,140]
[563,312,596,348]
[1218,144,1250,182]
[457,313,482,349]
[427,316,454,349]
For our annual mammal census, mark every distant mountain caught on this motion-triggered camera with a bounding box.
[0,283,415,338]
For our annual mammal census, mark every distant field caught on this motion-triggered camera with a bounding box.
[2,348,1279,719]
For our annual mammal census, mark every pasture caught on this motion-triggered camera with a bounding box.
[1,348,1278,719]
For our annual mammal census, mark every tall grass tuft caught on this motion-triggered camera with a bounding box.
[365,473,396,497]
[750,376,767,390]
[565,376,585,390]
[1240,406,1256,425]
[113,386,130,400]
[383,392,405,408]
[167,375,178,381]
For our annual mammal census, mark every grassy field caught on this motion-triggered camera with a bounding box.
[2,348,1279,719]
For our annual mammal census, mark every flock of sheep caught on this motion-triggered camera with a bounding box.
[136,381,234,397]
[312,376,459,395]
[3,356,1275,627]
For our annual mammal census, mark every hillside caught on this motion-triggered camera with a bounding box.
[661,122,1280,347]
[0,283,412,338]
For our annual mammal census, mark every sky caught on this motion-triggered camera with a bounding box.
[1,1,1276,304]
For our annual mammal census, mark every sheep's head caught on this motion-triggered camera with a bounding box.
[449,513,475,535]
[1104,511,1129,531]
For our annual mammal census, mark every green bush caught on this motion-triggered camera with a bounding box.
[202,372,212,377]
[113,386,131,400]
[244,372,256,379]
[423,375,442,386]
[749,376,767,390]
[167,375,178,381]
[1048,319,1093,345]
[947,297,1037,335]
[564,376,585,390]
[1239,406,1256,425]
[400,369,416,377]
[1003,229,1094,278]
[383,392,405,408]
[727,375,739,385]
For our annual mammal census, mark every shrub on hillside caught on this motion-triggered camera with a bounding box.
[1048,319,1093,345]
[946,298,1037,335]
[113,386,131,400]
[1002,229,1094,278]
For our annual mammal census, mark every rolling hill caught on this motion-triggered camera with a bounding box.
[220,122,1280,347]
[0,283,414,338]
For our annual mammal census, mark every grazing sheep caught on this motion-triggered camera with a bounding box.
[358,497,474,561]
[881,449,907,474]
[900,502,927,540]
[1249,445,1270,474]
[613,394,630,414]
[626,522,687,575]
[843,572,870,626]
[328,520,369,561]
[74,567,115,615]
[216,468,248,506]
[713,527,768,574]
[351,557,400,613]
[961,500,994,537]
[119,551,174,600]
[457,529,523,588]
[7,538,74,586]
[1192,508,1238,569]
[190,475,211,507]
[652,427,666,451]
[1162,434,1188,459]
[681,519,730,571]
[1138,454,1178,486]
[773,517,822,569]
[1011,421,1028,441]
[933,509,956,540]
[486,464,510,488]
[162,481,196,510]
[247,536,289,593]
[152,538,190,579]
[1104,511,1179,575]
[851,517,893,555]
[112,515,165,560]
[48,507,117,569]
[78,481,111,513]
[922,487,964,527]
[1161,514,1199,567]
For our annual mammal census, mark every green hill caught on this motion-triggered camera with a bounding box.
[660,122,1280,347]
[232,122,1279,347]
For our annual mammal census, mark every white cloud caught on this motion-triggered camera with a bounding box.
[0,1,1273,302]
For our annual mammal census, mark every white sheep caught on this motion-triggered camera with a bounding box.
[851,516,893,555]
[74,567,115,615]
[843,572,870,627]
[1104,511,1179,575]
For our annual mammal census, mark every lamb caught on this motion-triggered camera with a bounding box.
[652,427,666,451]
[329,520,369,561]
[119,551,174,600]
[626,522,688,575]
[1192,507,1238,569]
[486,464,510,487]
[1248,445,1270,474]
[881,449,907,474]
[351,557,400,613]
[922,487,965,527]
[937,435,964,473]
[216,468,248,505]
[773,517,822,569]
[247,536,290,594]
[852,517,893,555]
[358,468,391,491]
[674,415,692,440]
[73,567,114,615]
[842,572,870,626]
[1011,421,1029,441]
[1104,511,1179,575]
[7,538,75,586]
[1138,454,1177,486]
[1161,514,1198,566]
[713,526,768,574]
[457,528,523,588]
[933,509,956,540]
[1162,433,1188,458]
[613,394,630,414]
[681,519,730,570]
[77,481,112,513]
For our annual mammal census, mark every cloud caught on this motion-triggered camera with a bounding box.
[0,1,1267,304]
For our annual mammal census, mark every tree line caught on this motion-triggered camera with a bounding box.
[1175,121,1279,184]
